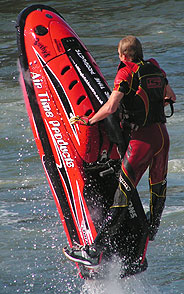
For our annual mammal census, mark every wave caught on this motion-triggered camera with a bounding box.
[168,159,184,173]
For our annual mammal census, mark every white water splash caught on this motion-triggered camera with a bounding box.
[80,258,161,294]
[81,275,161,294]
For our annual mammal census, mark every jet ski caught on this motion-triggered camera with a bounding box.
[16,4,149,279]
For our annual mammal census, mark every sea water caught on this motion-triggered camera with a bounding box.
[0,0,183,293]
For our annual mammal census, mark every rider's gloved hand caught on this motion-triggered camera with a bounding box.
[70,115,91,126]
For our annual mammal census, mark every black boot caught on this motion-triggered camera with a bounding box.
[63,206,129,267]
[148,179,167,241]
[93,166,135,251]
[93,206,128,251]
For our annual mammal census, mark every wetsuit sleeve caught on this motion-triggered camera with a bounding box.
[113,69,130,94]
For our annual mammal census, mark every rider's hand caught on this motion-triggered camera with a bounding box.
[70,115,91,126]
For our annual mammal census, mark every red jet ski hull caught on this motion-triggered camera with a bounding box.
[16,4,149,279]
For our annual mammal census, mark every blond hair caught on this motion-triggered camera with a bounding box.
[118,36,143,61]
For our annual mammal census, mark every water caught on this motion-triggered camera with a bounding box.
[0,0,183,293]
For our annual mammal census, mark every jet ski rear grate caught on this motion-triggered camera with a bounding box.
[69,80,78,90]
[77,95,86,105]
[61,66,70,75]
[85,109,92,116]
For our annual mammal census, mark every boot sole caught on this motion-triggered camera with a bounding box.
[63,247,100,268]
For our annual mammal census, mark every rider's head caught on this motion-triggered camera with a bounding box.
[118,35,143,62]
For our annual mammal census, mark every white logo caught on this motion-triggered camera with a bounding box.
[119,174,131,191]
[128,200,138,219]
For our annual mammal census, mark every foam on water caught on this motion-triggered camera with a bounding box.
[80,260,160,294]
[168,159,184,173]
[163,205,184,216]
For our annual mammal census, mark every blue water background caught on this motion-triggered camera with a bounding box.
[0,0,183,293]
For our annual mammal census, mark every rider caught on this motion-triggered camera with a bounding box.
[63,36,176,267]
